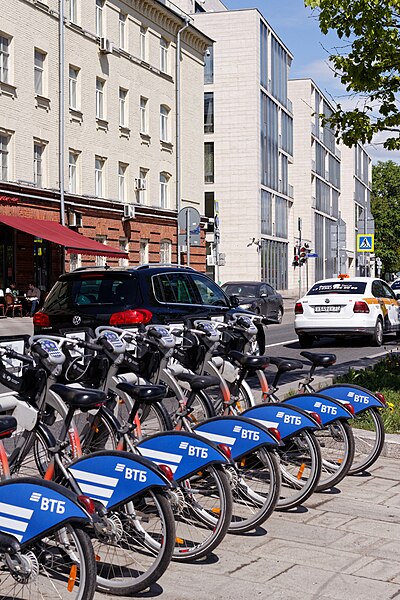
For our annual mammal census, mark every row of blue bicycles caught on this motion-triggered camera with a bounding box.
[0,311,387,599]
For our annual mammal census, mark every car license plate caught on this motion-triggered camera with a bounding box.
[314,306,341,313]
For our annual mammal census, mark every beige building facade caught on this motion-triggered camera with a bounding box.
[0,0,211,291]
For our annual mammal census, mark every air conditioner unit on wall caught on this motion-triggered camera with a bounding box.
[68,211,83,227]
[99,37,113,54]
[135,177,146,191]
[123,204,135,220]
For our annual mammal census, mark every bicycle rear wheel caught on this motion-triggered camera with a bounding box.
[349,407,385,475]
[276,430,322,510]
[0,525,96,600]
[93,489,175,595]
[315,421,355,491]
[171,464,232,561]
[228,447,281,533]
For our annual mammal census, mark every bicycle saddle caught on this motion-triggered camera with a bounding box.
[300,351,336,368]
[229,351,269,370]
[0,416,17,439]
[176,373,220,391]
[269,357,303,372]
[50,384,107,411]
[116,383,167,403]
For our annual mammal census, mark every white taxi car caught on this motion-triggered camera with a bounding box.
[294,277,400,348]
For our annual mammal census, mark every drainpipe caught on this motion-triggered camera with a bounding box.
[176,17,190,266]
[59,0,65,272]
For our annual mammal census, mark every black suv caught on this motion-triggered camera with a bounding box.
[33,265,266,351]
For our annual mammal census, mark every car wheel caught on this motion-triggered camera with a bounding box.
[276,306,283,324]
[298,334,314,349]
[371,319,383,347]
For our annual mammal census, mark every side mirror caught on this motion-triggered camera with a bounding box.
[229,294,240,308]
[396,293,400,301]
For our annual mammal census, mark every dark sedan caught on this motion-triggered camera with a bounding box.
[221,281,284,323]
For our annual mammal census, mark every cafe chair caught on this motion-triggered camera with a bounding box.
[4,294,23,317]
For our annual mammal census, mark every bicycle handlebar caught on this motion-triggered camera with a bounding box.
[31,342,49,359]
[0,347,35,365]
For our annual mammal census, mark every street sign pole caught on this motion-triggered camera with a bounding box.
[186,208,190,266]
[298,217,302,298]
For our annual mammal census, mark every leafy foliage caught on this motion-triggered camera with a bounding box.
[371,161,400,275]
[305,0,400,149]
[336,353,400,433]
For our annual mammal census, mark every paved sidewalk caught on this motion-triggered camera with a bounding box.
[96,456,400,600]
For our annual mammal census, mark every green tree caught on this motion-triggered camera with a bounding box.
[305,0,400,149]
[371,161,400,275]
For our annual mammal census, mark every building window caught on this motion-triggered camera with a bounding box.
[160,37,168,73]
[204,92,214,134]
[119,88,127,127]
[95,0,104,37]
[0,134,10,181]
[33,142,45,187]
[119,238,129,267]
[137,168,147,204]
[119,13,126,50]
[95,156,105,197]
[160,105,169,141]
[140,26,147,61]
[95,235,107,267]
[204,142,214,184]
[69,0,78,24]
[139,238,149,264]
[0,35,10,83]
[68,150,79,193]
[160,173,169,208]
[160,239,171,264]
[96,77,105,119]
[204,45,213,84]
[69,66,79,109]
[140,97,148,133]
[118,162,127,203]
[34,49,46,96]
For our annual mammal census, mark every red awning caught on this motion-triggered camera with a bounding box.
[0,215,127,258]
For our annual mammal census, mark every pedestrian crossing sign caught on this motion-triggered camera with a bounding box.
[357,234,374,253]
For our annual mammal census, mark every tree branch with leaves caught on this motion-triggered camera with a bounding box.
[305,0,400,149]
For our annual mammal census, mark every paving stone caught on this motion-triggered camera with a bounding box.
[271,564,400,600]
[307,510,355,529]
[352,558,400,582]
[261,514,346,546]
[316,497,400,523]
[341,517,400,540]
[330,531,384,553]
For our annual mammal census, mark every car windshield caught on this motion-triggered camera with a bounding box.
[223,284,258,298]
[307,281,367,295]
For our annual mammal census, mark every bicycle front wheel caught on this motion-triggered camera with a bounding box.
[94,489,175,595]
[0,525,96,600]
[349,407,385,475]
[315,420,355,491]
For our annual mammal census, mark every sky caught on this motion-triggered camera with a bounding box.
[224,0,400,164]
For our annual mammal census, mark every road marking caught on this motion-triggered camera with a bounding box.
[265,339,298,348]
[366,350,389,359]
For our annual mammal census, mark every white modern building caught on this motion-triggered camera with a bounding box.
[170,1,294,289]
[288,78,373,295]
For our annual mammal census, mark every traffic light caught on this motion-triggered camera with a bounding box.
[299,246,307,265]
[292,246,300,267]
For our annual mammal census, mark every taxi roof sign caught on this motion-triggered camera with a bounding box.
[357,234,374,253]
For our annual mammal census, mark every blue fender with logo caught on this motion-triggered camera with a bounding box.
[241,403,321,441]
[136,431,228,482]
[67,450,171,510]
[318,384,386,415]
[282,393,353,426]
[192,416,280,461]
[0,477,90,547]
